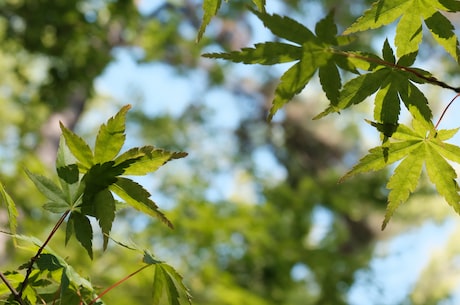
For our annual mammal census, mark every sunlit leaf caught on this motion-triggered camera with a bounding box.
[197,0,222,42]
[0,182,18,240]
[342,118,460,229]
[115,146,187,176]
[322,42,432,124]
[110,178,173,228]
[151,263,191,305]
[60,122,93,170]
[344,0,460,60]
[94,104,130,163]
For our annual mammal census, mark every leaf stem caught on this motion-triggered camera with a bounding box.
[19,209,71,297]
[334,50,460,93]
[435,93,460,130]
[0,271,26,305]
[88,264,151,305]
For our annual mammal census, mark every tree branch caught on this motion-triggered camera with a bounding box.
[335,50,460,93]
[19,210,70,298]
[0,271,25,305]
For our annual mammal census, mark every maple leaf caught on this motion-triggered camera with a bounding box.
[204,9,355,121]
[317,40,432,125]
[58,105,187,258]
[197,0,265,42]
[341,118,460,229]
[344,0,460,60]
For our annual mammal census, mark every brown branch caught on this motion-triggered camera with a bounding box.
[18,210,70,298]
[334,50,460,93]
[87,265,150,305]
[0,271,25,305]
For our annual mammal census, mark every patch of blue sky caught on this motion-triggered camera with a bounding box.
[348,219,456,305]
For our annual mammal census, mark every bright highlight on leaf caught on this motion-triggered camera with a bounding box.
[344,0,460,61]
[341,118,460,229]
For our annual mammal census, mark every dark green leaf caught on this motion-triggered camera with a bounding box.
[382,39,395,63]
[69,212,93,259]
[319,61,341,105]
[374,81,401,124]
[336,69,386,110]
[425,11,459,61]
[202,42,302,65]
[315,10,337,44]
[94,189,116,250]
[268,42,331,120]
[35,253,64,271]
[251,9,317,44]
[82,161,128,209]
[397,51,418,66]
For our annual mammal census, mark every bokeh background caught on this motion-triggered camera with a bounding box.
[1,0,460,304]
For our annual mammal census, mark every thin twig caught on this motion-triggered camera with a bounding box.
[88,265,150,305]
[435,92,460,129]
[0,271,25,305]
[334,50,460,93]
[19,209,71,298]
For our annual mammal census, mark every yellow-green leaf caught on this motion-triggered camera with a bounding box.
[383,145,425,229]
[60,122,93,170]
[0,182,18,240]
[110,178,173,228]
[197,0,222,42]
[115,146,187,176]
[94,104,130,163]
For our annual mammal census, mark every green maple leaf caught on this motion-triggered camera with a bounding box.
[110,178,173,228]
[341,118,460,229]
[147,252,191,305]
[0,182,18,241]
[204,9,354,121]
[58,105,187,258]
[344,0,460,60]
[197,0,222,42]
[197,0,265,42]
[66,211,93,258]
[94,104,130,163]
[318,40,432,125]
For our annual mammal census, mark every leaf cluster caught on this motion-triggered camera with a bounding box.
[199,1,460,227]
[0,106,190,304]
